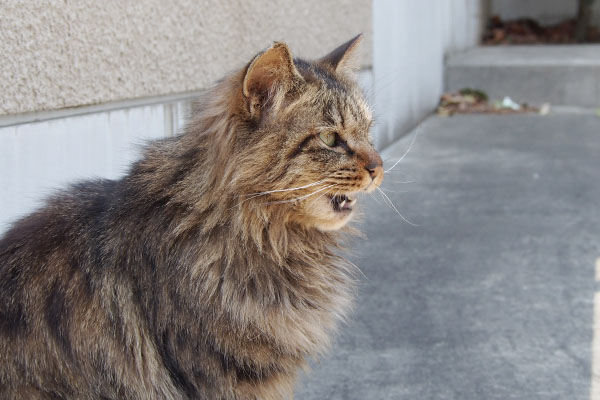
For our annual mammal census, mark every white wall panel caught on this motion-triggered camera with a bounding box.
[372,0,484,149]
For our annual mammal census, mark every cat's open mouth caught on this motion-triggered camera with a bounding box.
[328,194,356,213]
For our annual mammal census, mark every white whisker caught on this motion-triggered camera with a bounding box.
[310,185,339,206]
[377,188,391,209]
[376,187,418,226]
[267,184,337,205]
[367,191,384,206]
[385,126,420,173]
[381,188,411,194]
[326,189,338,207]
[383,179,414,184]
[228,179,328,210]
[240,180,326,197]
[347,260,368,281]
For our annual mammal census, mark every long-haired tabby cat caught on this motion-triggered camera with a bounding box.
[0,35,382,399]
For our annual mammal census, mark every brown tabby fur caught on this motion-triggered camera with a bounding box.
[0,35,383,399]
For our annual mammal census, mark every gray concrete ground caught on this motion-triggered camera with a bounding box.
[445,45,600,107]
[296,113,600,399]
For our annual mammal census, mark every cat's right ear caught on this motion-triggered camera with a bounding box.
[242,42,303,117]
[318,34,362,74]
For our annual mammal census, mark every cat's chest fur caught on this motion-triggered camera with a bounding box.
[138,231,354,399]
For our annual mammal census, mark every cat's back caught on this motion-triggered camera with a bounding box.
[0,179,125,398]
[0,179,117,268]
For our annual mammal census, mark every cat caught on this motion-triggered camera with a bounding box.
[0,34,383,399]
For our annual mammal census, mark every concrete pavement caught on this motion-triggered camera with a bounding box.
[296,113,600,399]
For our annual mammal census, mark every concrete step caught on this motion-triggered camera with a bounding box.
[445,45,600,107]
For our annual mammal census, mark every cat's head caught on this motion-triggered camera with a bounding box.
[223,35,382,232]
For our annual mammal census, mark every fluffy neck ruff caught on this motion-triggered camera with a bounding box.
[123,76,357,361]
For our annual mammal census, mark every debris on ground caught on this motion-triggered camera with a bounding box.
[498,96,521,111]
[483,16,600,45]
[437,89,542,116]
[539,103,551,116]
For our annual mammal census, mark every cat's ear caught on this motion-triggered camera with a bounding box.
[319,34,362,73]
[242,42,303,110]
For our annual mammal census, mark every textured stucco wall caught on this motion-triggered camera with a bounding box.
[0,0,372,116]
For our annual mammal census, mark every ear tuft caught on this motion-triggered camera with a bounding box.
[319,34,363,73]
[242,42,303,99]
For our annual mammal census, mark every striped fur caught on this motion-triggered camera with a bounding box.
[0,36,383,399]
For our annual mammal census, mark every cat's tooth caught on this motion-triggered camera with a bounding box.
[339,198,346,208]
[347,198,356,206]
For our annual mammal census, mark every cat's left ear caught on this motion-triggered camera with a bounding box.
[319,34,362,73]
[242,42,304,115]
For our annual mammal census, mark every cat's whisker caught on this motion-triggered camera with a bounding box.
[310,185,339,206]
[380,188,411,194]
[228,179,329,210]
[367,191,384,206]
[376,188,391,209]
[328,189,341,206]
[240,180,326,197]
[266,184,338,205]
[347,260,368,281]
[383,179,414,184]
[384,125,420,173]
[376,187,418,227]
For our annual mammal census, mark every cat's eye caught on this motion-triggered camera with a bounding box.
[319,131,336,147]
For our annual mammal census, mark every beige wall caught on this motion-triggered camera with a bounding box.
[1,0,372,116]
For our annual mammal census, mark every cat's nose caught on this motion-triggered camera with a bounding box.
[365,162,383,179]
[361,149,383,180]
